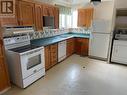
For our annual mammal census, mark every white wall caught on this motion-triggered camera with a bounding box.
[93,1,114,20]
[115,0,127,8]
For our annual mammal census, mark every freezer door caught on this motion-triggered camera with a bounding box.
[89,33,110,59]
[92,20,112,33]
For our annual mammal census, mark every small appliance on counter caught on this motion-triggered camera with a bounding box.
[3,26,45,88]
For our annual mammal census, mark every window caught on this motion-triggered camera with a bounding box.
[57,5,78,28]
[72,9,78,28]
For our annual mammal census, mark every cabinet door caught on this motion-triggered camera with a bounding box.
[0,39,10,91]
[78,8,94,27]
[75,38,89,56]
[67,38,75,57]
[35,4,43,31]
[54,7,59,29]
[81,39,89,56]
[43,5,49,16]
[0,1,18,26]
[78,9,86,27]
[75,38,82,55]
[48,6,54,16]
[85,8,94,27]
[44,46,51,70]
[18,1,35,26]
[50,44,58,66]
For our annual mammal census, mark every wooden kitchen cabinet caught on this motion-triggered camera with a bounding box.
[35,4,43,30]
[43,4,54,16]
[0,1,18,26]
[48,6,54,16]
[78,8,94,27]
[67,38,75,57]
[50,44,58,66]
[54,7,59,29]
[18,1,35,26]
[0,39,10,92]
[75,38,89,56]
[45,45,51,70]
[42,4,49,16]
[44,43,58,70]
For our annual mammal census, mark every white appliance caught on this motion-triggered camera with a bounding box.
[111,40,127,64]
[58,41,67,62]
[89,20,111,60]
[4,26,45,88]
[111,28,127,65]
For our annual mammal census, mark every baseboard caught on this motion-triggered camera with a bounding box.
[0,87,11,95]
[89,56,107,61]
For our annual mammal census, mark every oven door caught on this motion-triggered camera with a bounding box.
[20,48,45,79]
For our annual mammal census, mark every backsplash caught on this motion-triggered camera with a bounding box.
[3,28,91,40]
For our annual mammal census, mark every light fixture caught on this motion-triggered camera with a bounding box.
[90,0,101,6]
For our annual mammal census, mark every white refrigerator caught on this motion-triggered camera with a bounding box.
[89,20,111,60]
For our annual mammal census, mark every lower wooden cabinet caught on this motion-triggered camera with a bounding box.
[67,38,75,57]
[50,44,58,66]
[45,45,51,70]
[44,38,89,70]
[44,43,58,70]
[0,39,10,92]
[75,38,89,56]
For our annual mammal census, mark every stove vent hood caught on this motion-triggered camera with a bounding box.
[90,0,101,5]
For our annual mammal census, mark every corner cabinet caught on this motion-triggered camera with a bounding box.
[18,1,35,26]
[78,8,94,28]
[75,38,89,56]
[0,38,10,92]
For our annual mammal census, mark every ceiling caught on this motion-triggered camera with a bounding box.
[35,0,113,7]
[35,0,90,6]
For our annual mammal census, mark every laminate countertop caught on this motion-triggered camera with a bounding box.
[31,33,90,46]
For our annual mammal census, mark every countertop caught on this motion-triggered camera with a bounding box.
[31,33,90,46]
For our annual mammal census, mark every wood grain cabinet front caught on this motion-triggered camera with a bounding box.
[53,7,59,29]
[35,4,43,31]
[50,44,58,66]
[18,1,35,26]
[0,39,10,92]
[78,8,94,28]
[75,38,89,56]
[67,38,75,57]
[44,43,58,70]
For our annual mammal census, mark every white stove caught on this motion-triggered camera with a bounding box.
[4,26,45,88]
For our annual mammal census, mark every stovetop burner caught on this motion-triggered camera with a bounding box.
[10,44,40,53]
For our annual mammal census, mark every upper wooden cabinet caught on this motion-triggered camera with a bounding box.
[42,4,49,16]
[0,38,10,92]
[54,7,59,29]
[48,6,54,16]
[18,1,35,26]
[0,0,59,29]
[0,1,18,27]
[35,4,43,30]
[78,8,94,28]
[42,4,55,16]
